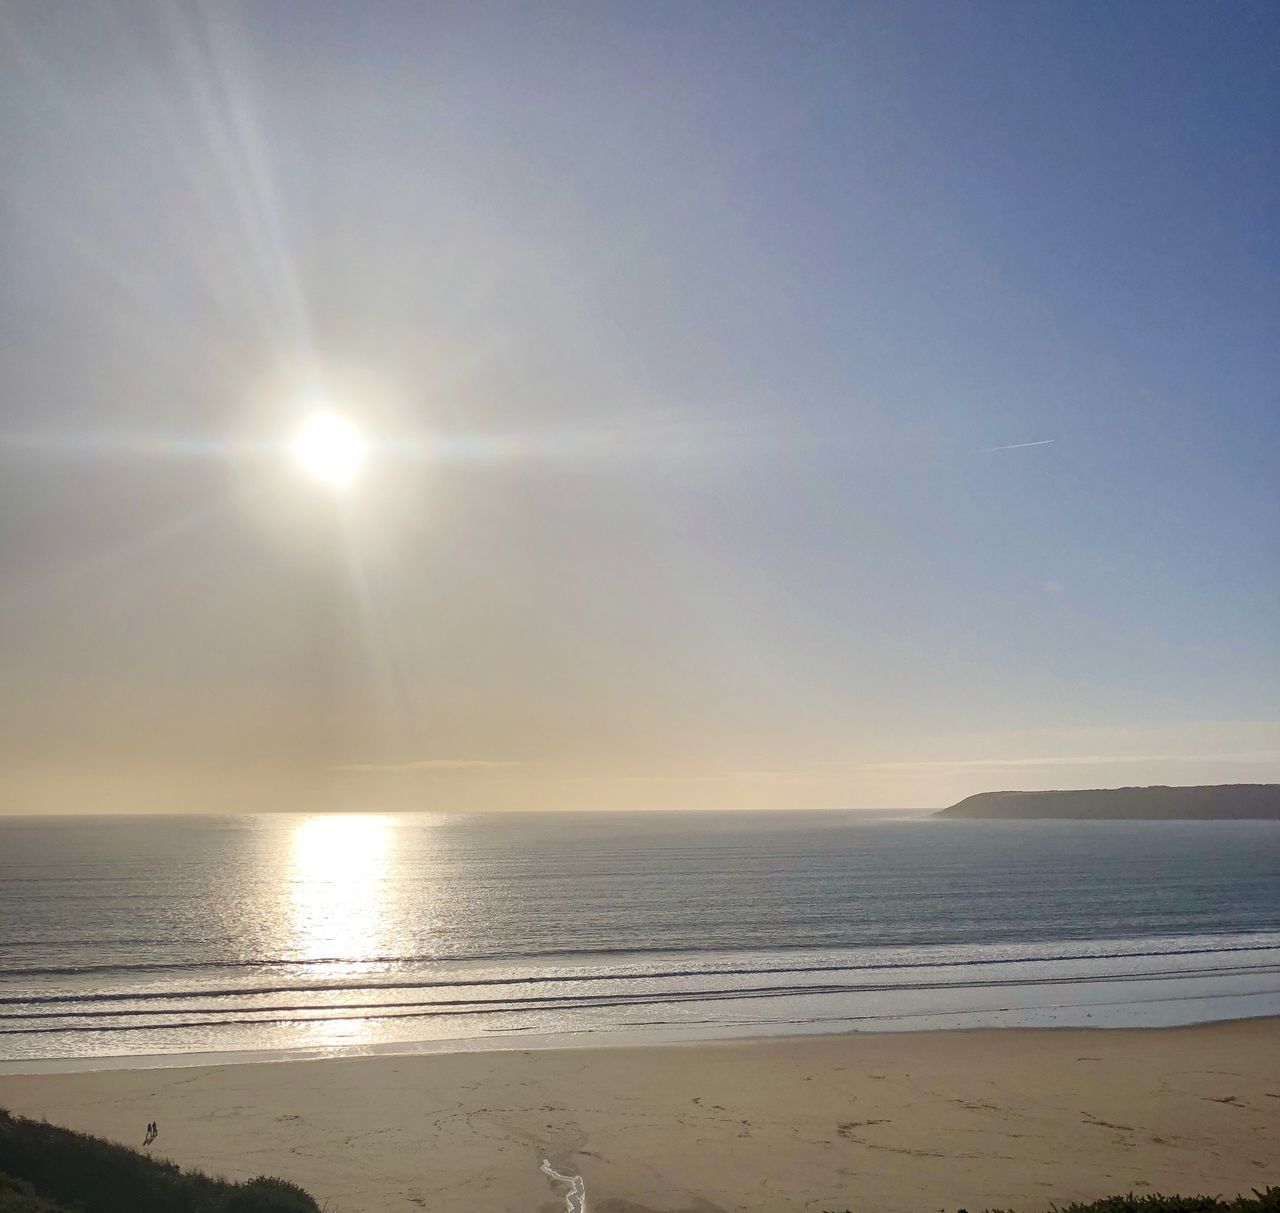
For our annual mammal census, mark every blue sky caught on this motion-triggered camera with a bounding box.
[0,1,1276,811]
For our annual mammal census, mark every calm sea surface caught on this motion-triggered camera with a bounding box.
[1,811,1278,1070]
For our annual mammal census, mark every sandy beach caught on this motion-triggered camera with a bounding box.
[1,1019,1277,1213]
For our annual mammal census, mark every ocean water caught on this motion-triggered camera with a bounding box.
[1,810,1278,1070]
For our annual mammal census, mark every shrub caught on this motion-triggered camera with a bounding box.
[982,1192,1280,1213]
[826,1194,1280,1213]
[0,1110,319,1213]
[222,1177,319,1213]
[0,1170,82,1213]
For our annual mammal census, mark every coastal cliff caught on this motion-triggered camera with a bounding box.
[935,783,1280,820]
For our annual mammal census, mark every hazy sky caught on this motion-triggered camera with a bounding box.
[1,1,1277,813]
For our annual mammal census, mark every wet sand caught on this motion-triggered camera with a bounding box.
[1,1018,1277,1213]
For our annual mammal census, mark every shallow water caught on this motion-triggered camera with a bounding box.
[1,810,1278,1067]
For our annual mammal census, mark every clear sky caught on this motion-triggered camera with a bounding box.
[1,1,1277,813]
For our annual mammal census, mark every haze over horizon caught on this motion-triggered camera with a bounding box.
[1,2,1277,814]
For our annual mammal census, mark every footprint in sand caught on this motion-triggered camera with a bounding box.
[837,1120,889,1138]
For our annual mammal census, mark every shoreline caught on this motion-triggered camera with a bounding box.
[4,1006,1280,1080]
[1,1018,1276,1213]
[7,931,1278,1075]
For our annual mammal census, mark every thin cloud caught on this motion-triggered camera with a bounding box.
[475,768,806,786]
[858,751,1280,772]
[983,439,1056,452]
[334,759,520,774]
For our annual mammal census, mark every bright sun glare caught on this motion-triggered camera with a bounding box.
[293,410,366,485]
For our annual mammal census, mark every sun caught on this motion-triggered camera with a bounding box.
[293,410,366,485]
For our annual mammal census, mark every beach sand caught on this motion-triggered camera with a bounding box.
[1,1019,1277,1213]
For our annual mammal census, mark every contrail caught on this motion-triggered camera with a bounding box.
[983,439,1055,452]
[541,1158,587,1213]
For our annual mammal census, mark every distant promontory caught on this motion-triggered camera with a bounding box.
[935,784,1280,820]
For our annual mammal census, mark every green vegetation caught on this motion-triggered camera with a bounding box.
[827,1192,1280,1213]
[982,1193,1280,1213]
[0,1170,80,1213]
[0,1110,318,1213]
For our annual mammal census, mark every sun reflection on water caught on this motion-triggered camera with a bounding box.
[289,814,393,972]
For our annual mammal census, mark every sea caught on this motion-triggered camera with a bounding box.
[1,810,1278,1072]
